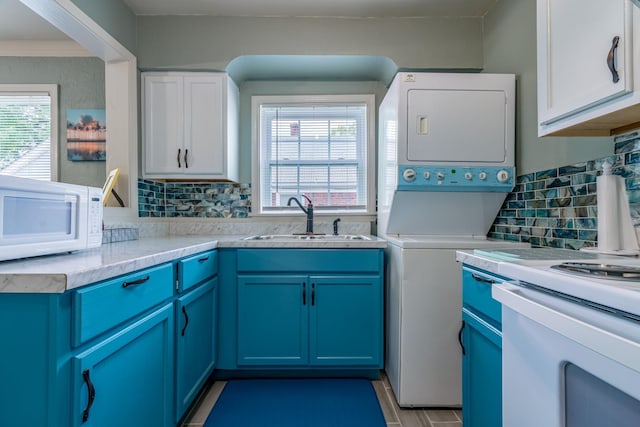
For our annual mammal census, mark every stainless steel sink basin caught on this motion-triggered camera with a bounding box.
[243,234,372,241]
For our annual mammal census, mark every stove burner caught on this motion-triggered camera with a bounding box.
[550,262,640,281]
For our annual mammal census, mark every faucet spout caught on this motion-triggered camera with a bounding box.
[287,196,314,234]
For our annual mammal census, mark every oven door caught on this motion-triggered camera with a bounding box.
[493,282,640,427]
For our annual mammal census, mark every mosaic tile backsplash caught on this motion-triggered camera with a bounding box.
[138,179,251,218]
[489,133,640,250]
[137,132,640,251]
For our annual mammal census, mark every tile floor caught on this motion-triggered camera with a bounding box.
[181,372,462,427]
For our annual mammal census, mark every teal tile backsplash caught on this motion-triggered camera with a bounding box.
[137,133,640,250]
[138,180,251,218]
[490,133,640,249]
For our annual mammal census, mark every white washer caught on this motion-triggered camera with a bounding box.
[384,236,527,407]
[377,72,519,407]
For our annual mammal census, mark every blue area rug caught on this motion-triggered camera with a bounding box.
[203,378,387,427]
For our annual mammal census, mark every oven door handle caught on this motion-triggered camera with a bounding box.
[493,281,640,374]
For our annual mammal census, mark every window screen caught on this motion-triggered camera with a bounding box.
[0,93,52,181]
[256,97,372,214]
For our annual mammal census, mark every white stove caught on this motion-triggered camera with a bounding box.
[491,252,640,427]
[498,255,640,318]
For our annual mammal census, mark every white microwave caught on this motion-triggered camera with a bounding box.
[0,175,103,262]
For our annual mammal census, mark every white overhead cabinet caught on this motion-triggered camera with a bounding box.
[537,0,640,136]
[142,72,239,180]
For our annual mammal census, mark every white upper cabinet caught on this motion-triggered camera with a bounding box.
[142,72,239,180]
[537,0,640,136]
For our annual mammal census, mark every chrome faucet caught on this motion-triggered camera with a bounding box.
[287,195,314,234]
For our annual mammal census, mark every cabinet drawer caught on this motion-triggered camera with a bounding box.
[462,267,504,327]
[236,249,382,273]
[178,250,217,292]
[72,263,174,346]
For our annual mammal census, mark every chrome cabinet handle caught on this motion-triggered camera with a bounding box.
[82,369,96,423]
[607,36,620,83]
[122,275,150,288]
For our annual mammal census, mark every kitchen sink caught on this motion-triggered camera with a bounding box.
[243,234,372,241]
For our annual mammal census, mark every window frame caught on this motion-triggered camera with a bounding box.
[251,94,376,216]
[0,84,59,181]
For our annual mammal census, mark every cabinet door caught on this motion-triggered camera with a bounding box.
[175,278,218,421]
[461,309,502,427]
[237,275,308,366]
[183,75,225,176]
[71,304,174,427]
[143,74,184,175]
[537,0,633,126]
[309,276,383,367]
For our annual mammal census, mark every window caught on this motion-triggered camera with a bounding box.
[0,85,58,181]
[252,95,375,215]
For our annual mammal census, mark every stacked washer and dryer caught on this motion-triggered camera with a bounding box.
[377,72,523,407]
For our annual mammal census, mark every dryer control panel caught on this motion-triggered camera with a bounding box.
[397,165,515,191]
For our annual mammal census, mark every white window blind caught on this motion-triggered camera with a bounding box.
[0,92,52,181]
[254,96,373,214]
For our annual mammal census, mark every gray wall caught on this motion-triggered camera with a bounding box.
[137,16,484,72]
[70,0,137,55]
[137,15,486,183]
[137,9,616,178]
[483,0,613,175]
[1,57,106,188]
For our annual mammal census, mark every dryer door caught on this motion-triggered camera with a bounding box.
[407,89,507,163]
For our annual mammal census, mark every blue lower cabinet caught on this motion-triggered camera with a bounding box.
[310,276,382,366]
[461,265,507,426]
[461,309,502,427]
[236,273,383,368]
[71,303,175,427]
[0,251,219,427]
[175,278,218,419]
[237,275,309,366]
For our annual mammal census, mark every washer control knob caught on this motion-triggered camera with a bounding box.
[478,172,488,180]
[423,171,431,180]
[403,169,417,182]
[464,172,473,180]
[496,170,510,183]
[436,172,445,180]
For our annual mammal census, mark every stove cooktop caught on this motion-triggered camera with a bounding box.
[551,262,640,282]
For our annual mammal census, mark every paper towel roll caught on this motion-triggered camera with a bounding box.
[597,173,622,252]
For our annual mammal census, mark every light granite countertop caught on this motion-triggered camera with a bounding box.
[455,246,625,275]
[0,234,386,294]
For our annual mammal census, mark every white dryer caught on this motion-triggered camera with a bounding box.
[377,72,525,407]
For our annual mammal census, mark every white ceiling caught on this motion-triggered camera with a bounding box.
[0,0,70,40]
[1,0,498,42]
